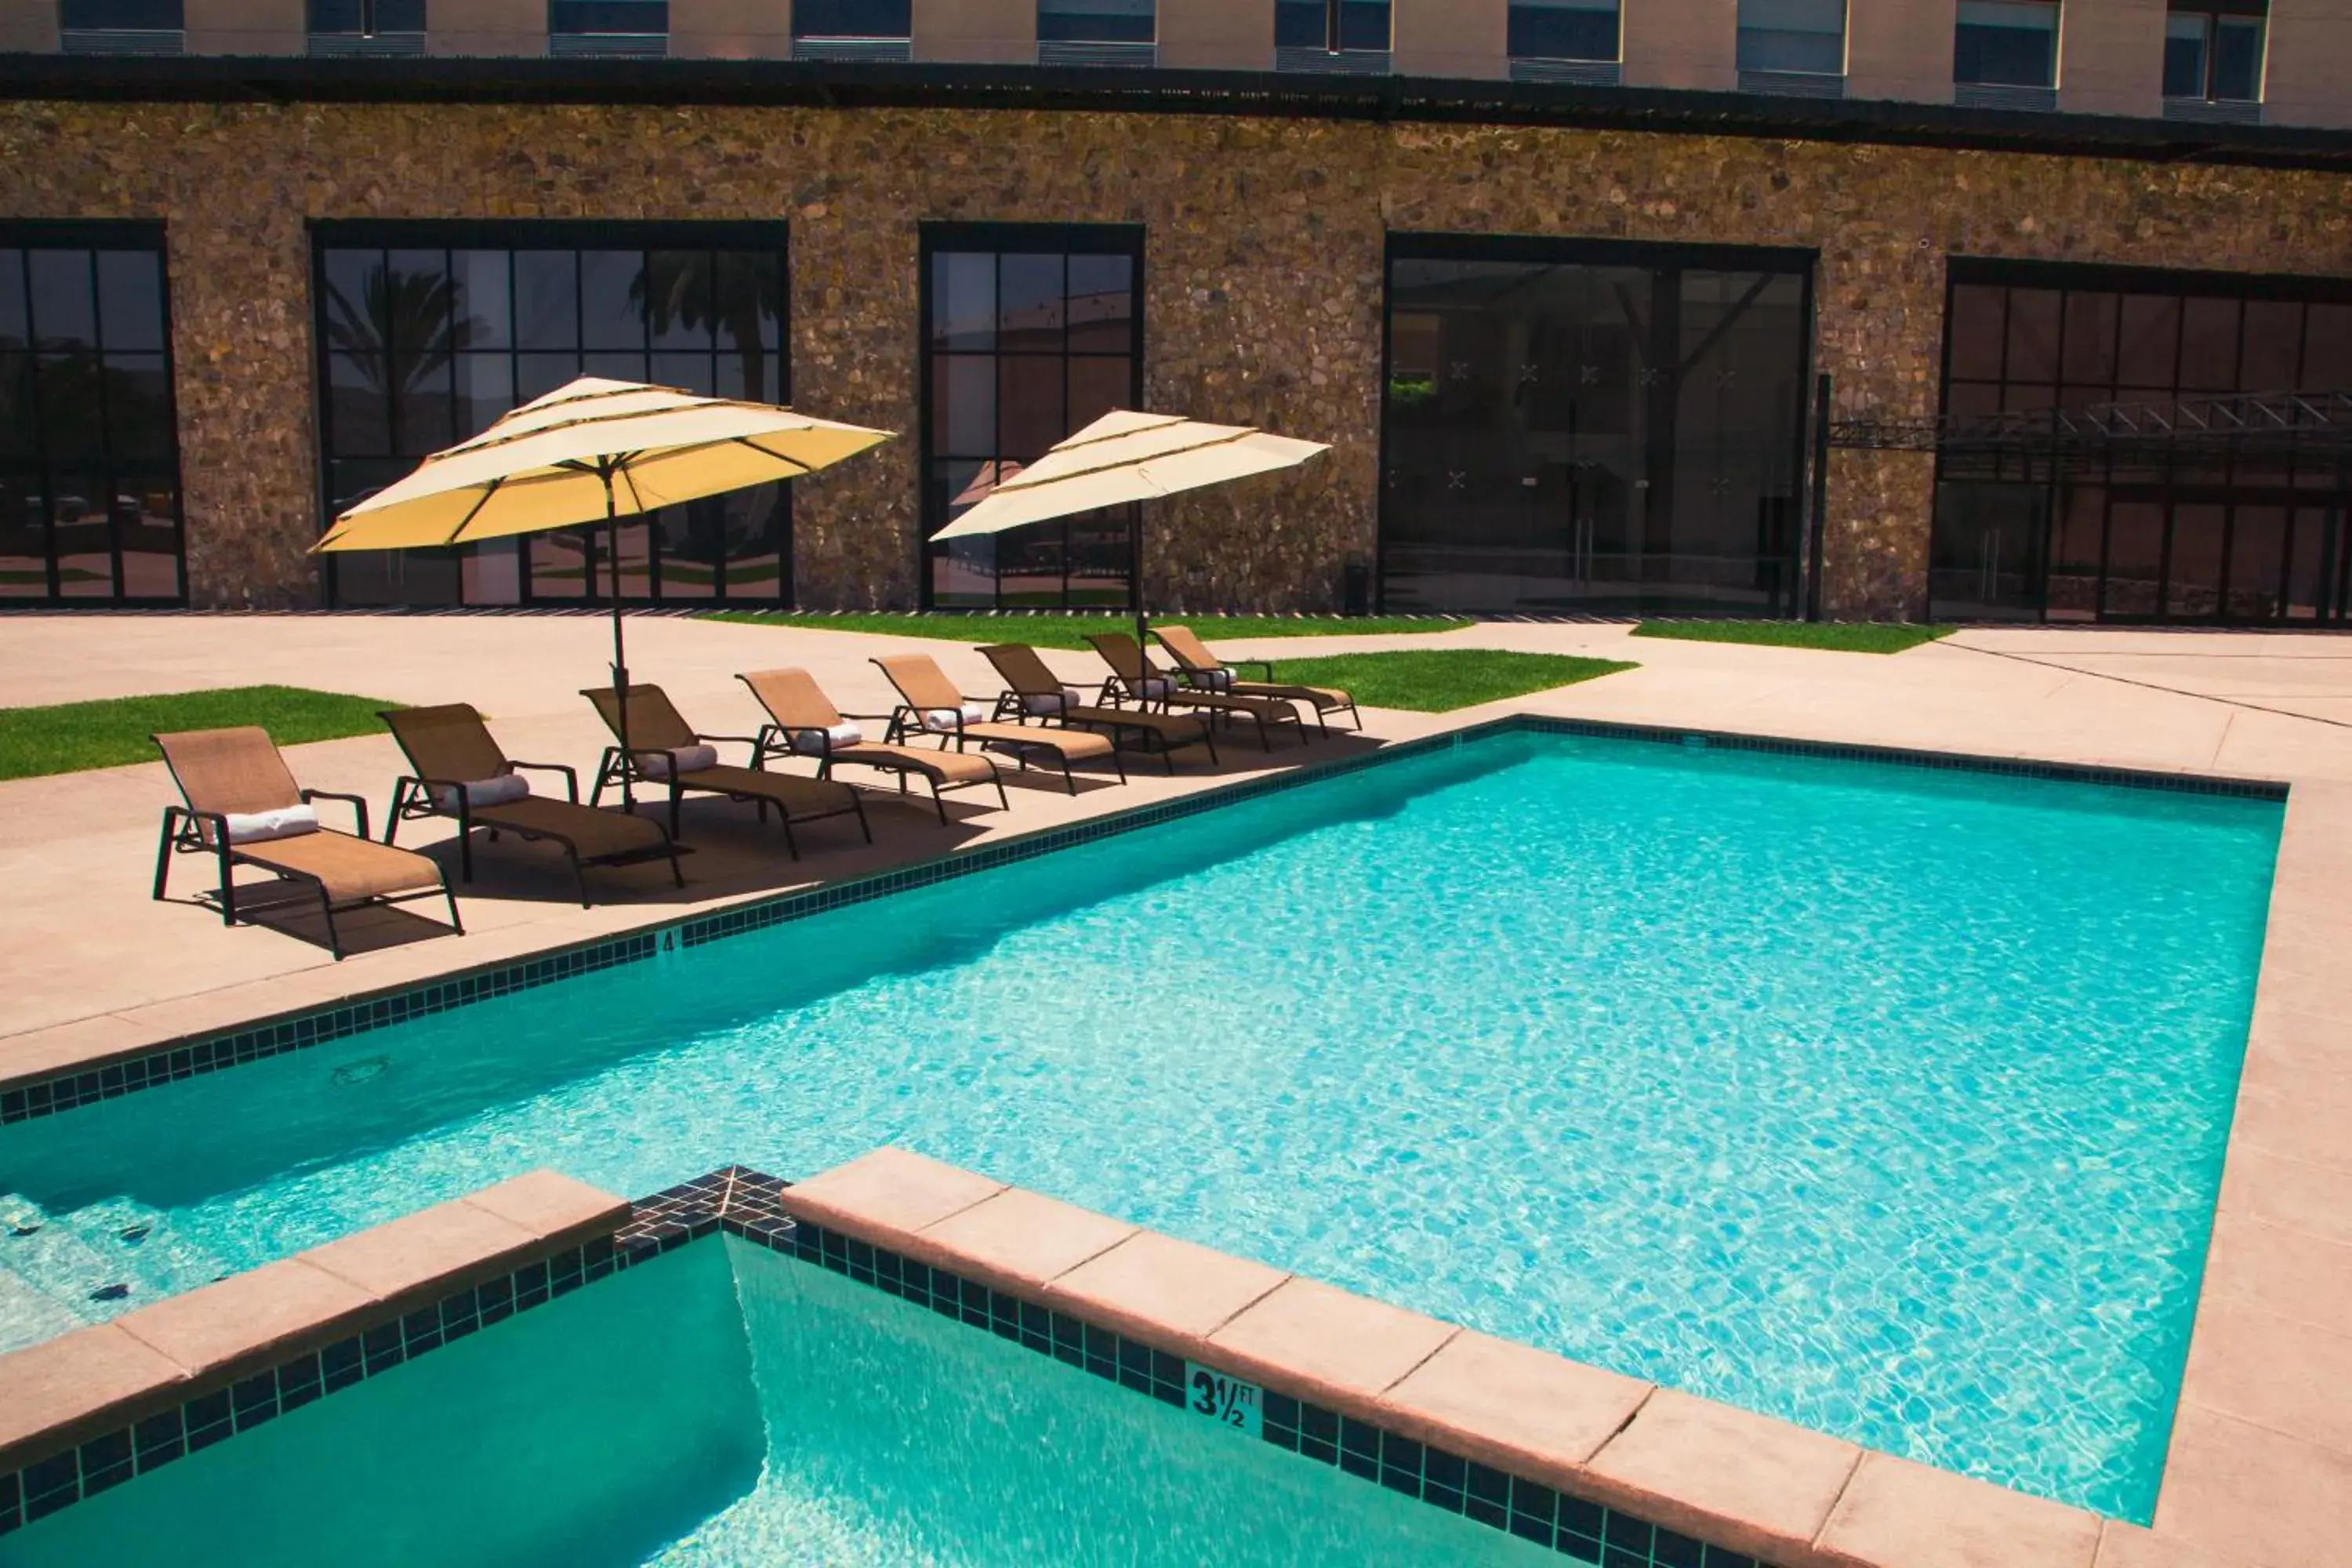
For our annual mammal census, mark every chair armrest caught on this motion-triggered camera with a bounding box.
[695,731,764,764]
[301,788,370,840]
[505,760,579,802]
[1239,659,1276,680]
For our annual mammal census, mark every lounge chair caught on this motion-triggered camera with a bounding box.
[1083,633,1308,752]
[581,684,869,858]
[736,667,1011,823]
[151,726,461,960]
[379,704,682,906]
[1152,624,1362,734]
[975,642,1219,772]
[869,654,1130,793]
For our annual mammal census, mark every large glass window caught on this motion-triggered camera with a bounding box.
[793,0,910,41]
[549,0,667,46]
[1275,0,1392,53]
[2164,2,2266,103]
[1508,0,1618,62]
[1382,239,1813,617]
[1039,0,1153,44]
[1954,1,2058,89]
[1929,261,2352,624]
[1737,0,1846,76]
[922,227,1141,610]
[314,224,787,608]
[308,0,425,32]
[0,228,183,605]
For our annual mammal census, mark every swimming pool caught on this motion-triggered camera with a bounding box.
[3,1236,1562,1566]
[0,728,2281,1521]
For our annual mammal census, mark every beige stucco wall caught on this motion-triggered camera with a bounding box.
[2266,0,2352,129]
[3,100,2349,615]
[1392,0,1507,79]
[1847,0,1956,104]
[2056,0,2165,118]
[1623,0,1737,90]
[185,0,304,53]
[1158,0,1269,69]
[913,0,1035,63]
[1,0,61,51]
[672,0,794,59]
[429,0,548,57]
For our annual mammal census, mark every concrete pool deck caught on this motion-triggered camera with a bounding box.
[2,612,2350,1564]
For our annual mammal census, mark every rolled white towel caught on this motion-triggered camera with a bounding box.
[429,774,532,811]
[789,720,867,757]
[1022,686,1085,717]
[223,804,319,844]
[920,702,988,734]
[641,743,720,780]
[1137,676,1174,701]
[1195,667,1236,691]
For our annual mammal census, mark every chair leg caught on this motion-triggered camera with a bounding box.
[930,778,949,826]
[320,887,343,961]
[669,783,684,840]
[570,850,590,909]
[1060,754,1077,796]
[383,782,406,845]
[667,842,684,888]
[779,817,801,861]
[152,808,179,902]
[852,793,873,844]
[444,883,466,935]
[216,844,240,927]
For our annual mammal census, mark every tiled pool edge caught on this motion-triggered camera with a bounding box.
[0,1153,2253,1568]
[0,713,2291,1125]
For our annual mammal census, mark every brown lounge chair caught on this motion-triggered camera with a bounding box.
[737,667,1010,824]
[869,653,1129,793]
[379,703,682,906]
[151,726,461,960]
[1152,624,1363,734]
[1083,632,1308,751]
[582,684,868,858]
[976,642,1218,772]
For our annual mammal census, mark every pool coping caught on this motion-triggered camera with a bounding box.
[0,712,2288,1122]
[0,1153,2253,1568]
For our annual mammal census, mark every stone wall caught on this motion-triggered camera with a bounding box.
[2,100,2349,616]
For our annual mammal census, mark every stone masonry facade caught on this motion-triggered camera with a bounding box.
[3,100,2350,617]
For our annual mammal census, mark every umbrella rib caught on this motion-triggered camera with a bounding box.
[1001,426,1264,492]
[441,473,506,545]
[731,434,818,475]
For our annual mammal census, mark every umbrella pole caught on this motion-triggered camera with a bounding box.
[1133,504,1147,656]
[606,470,633,813]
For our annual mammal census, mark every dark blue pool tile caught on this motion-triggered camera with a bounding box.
[183,1388,232,1450]
[1603,1549,1647,1568]
[1651,1526,1707,1567]
[513,1259,550,1309]
[1512,1478,1559,1528]
[1465,1461,1512,1508]
[1423,1446,1466,1494]
[276,1353,323,1412]
[477,1275,514,1327]
[231,1371,279,1432]
[132,1408,183,1472]
[1558,1493,1604,1539]
[363,1321,405,1376]
[75,1429,130,1497]
[1,1468,21,1534]
[548,1246,585,1296]
[1558,1530,1602,1563]
[401,1305,443,1354]
[1262,1389,1298,1430]
[1605,1511,1653,1553]
[22,1454,78,1523]
[1464,1493,1508,1531]
[441,1287,481,1343]
[320,1335,365,1392]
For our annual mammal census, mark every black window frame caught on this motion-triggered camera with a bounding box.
[1376,230,1818,619]
[1507,0,1621,64]
[309,218,792,610]
[2163,0,2268,103]
[917,220,1145,612]
[1952,0,2060,89]
[792,0,912,41]
[548,0,669,40]
[1037,0,1156,45]
[0,219,187,608]
[1930,255,2352,625]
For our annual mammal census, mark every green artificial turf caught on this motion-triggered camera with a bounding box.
[702,611,1468,651]
[1267,649,1635,713]
[0,685,397,782]
[1632,620,1955,655]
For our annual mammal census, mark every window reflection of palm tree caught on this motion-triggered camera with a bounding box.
[633,252,787,586]
[322,265,483,413]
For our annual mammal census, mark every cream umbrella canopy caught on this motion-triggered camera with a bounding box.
[927,409,1330,648]
[314,376,894,805]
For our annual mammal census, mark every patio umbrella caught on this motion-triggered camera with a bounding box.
[927,409,1329,648]
[314,376,894,805]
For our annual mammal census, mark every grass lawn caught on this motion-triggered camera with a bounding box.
[703,611,1469,651]
[1632,620,1954,655]
[1268,649,1635,713]
[0,685,397,782]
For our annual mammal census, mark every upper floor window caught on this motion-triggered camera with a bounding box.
[2165,2,2265,103]
[549,0,667,49]
[1508,0,1618,62]
[307,0,425,34]
[1737,0,1846,77]
[1954,0,2058,89]
[1275,0,1392,54]
[58,0,183,27]
[1039,0,1153,45]
[793,0,911,40]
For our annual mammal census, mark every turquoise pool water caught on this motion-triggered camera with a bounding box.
[0,732,2281,1521]
[7,1238,1550,1566]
